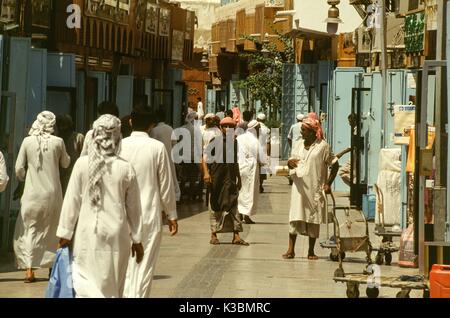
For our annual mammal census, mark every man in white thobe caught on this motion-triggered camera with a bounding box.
[57,115,144,298]
[283,118,339,260]
[14,111,70,282]
[150,109,181,201]
[256,113,271,193]
[120,111,178,298]
[287,113,306,150]
[0,151,8,192]
[197,97,204,120]
[237,120,261,224]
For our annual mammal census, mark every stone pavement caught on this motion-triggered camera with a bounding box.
[0,176,423,298]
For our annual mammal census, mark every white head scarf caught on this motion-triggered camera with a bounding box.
[29,111,56,169]
[88,114,122,213]
[29,111,56,151]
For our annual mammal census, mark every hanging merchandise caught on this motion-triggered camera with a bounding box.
[375,149,402,226]
[399,224,418,268]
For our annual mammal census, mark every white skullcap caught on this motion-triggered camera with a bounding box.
[297,114,306,121]
[257,113,266,121]
[204,113,215,120]
[247,119,260,129]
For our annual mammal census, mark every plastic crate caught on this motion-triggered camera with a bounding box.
[430,264,450,298]
[362,194,376,221]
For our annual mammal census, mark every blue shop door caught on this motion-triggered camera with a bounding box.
[331,67,364,192]
[89,71,109,105]
[0,37,31,252]
[364,72,383,190]
[116,75,134,118]
[47,53,77,124]
[27,48,47,129]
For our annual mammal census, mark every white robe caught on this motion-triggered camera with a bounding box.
[79,129,93,157]
[237,131,260,216]
[289,139,337,225]
[150,123,181,201]
[56,157,143,298]
[0,151,8,192]
[120,131,177,298]
[14,136,70,269]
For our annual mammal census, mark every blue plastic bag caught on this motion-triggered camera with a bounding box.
[45,247,75,298]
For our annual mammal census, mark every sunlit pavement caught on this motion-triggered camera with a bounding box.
[0,176,422,298]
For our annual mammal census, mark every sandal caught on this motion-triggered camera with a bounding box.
[282,252,295,259]
[24,275,36,283]
[232,239,249,246]
[307,255,319,260]
[210,238,220,245]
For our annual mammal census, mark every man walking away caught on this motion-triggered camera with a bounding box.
[14,111,71,282]
[56,115,84,194]
[150,108,181,201]
[121,111,178,298]
[256,113,271,193]
[80,101,120,156]
[57,115,144,298]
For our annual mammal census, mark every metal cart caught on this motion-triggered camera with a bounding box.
[334,272,429,298]
[320,192,373,266]
[373,184,401,266]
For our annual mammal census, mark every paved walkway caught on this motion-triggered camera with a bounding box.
[0,176,422,298]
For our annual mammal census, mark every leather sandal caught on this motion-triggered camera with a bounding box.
[232,239,249,246]
[282,252,295,259]
[210,237,220,245]
[307,255,319,260]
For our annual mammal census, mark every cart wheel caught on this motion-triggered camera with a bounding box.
[384,253,392,266]
[396,290,410,298]
[334,268,345,278]
[346,283,360,298]
[366,287,379,298]
[330,252,339,262]
[375,253,384,265]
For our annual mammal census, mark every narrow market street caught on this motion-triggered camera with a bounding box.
[0,176,422,298]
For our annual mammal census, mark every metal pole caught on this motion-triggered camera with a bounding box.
[433,0,448,243]
[380,0,388,148]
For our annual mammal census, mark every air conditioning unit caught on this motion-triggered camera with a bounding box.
[395,0,410,16]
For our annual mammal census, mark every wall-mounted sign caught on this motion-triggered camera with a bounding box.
[172,30,184,61]
[159,8,171,37]
[0,0,18,23]
[146,3,159,34]
[405,12,425,53]
[394,104,415,145]
[265,0,285,7]
[32,0,52,28]
[86,0,129,24]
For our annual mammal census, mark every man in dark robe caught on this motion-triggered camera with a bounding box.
[202,117,249,246]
